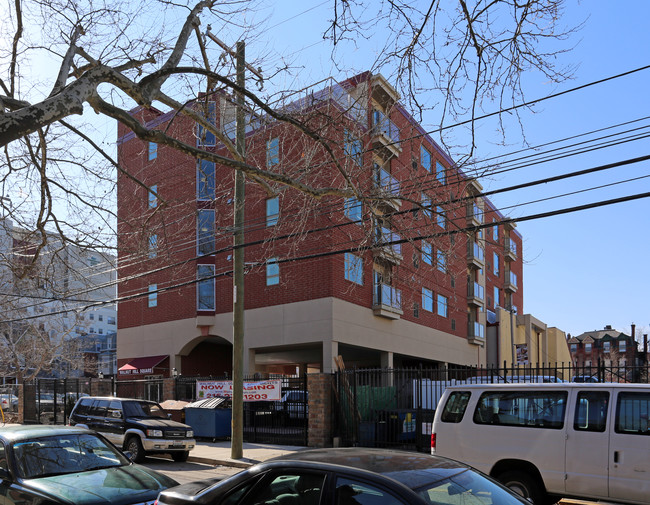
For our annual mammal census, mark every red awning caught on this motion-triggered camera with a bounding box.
[118,355,167,375]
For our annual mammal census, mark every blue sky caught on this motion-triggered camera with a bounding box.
[227,1,650,341]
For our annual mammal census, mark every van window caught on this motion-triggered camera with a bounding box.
[615,392,650,434]
[441,392,470,423]
[474,391,567,428]
[574,391,608,432]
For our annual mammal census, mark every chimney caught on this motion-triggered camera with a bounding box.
[604,325,612,330]
[631,324,636,342]
[644,334,648,356]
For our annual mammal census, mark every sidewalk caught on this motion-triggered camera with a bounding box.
[184,439,306,468]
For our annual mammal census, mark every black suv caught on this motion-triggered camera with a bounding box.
[69,396,195,463]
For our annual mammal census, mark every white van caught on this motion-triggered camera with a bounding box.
[432,383,650,505]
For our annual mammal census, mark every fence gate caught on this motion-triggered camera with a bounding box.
[27,378,92,425]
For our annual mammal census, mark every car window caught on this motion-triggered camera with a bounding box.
[90,399,109,417]
[574,391,608,432]
[474,390,567,428]
[123,400,167,418]
[615,392,650,434]
[335,477,406,505]
[107,400,122,419]
[12,433,127,479]
[74,398,93,416]
[441,392,470,423]
[0,443,7,471]
[245,472,325,505]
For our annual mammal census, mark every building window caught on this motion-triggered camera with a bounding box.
[437,250,446,272]
[422,287,434,312]
[197,101,216,146]
[344,198,362,222]
[451,318,456,330]
[89,313,94,321]
[197,265,215,311]
[266,197,279,226]
[493,252,499,276]
[413,303,419,318]
[344,129,363,166]
[148,234,158,258]
[107,316,116,325]
[493,219,499,241]
[197,209,215,255]
[98,328,104,334]
[422,241,432,265]
[89,327,95,334]
[344,253,363,285]
[436,161,446,184]
[421,194,432,218]
[494,286,500,307]
[148,284,158,308]
[148,184,158,208]
[148,142,157,161]
[603,341,610,353]
[619,340,626,353]
[570,343,577,353]
[267,137,280,167]
[436,206,446,229]
[198,160,216,200]
[585,343,592,353]
[421,145,432,172]
[266,258,279,286]
[98,315,103,322]
[437,294,448,317]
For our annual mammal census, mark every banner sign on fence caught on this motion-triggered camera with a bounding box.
[196,380,282,401]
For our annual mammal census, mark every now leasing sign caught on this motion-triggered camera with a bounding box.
[196,380,282,401]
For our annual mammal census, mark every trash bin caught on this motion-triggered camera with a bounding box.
[184,398,232,439]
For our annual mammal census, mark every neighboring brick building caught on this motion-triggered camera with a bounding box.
[116,72,524,376]
[568,325,638,369]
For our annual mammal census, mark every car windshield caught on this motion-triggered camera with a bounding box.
[12,432,128,479]
[123,400,167,418]
[415,468,527,505]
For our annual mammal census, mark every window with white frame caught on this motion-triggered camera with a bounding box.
[198,160,215,200]
[197,101,216,146]
[344,253,363,285]
[494,286,500,307]
[148,234,158,258]
[344,198,362,222]
[197,209,215,255]
[422,241,432,265]
[422,287,434,312]
[148,284,158,307]
[436,161,446,184]
[148,142,157,161]
[421,145,432,172]
[267,137,279,167]
[344,129,363,166]
[266,258,279,286]
[437,250,446,272]
[570,343,577,353]
[197,264,215,311]
[266,197,279,226]
[107,316,116,325]
[493,219,499,241]
[148,184,158,208]
[493,252,499,276]
[437,294,448,317]
[619,340,626,353]
[585,343,592,353]
[603,341,611,353]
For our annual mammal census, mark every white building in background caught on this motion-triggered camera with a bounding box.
[0,217,117,378]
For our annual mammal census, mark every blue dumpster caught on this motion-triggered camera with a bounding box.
[184,398,232,439]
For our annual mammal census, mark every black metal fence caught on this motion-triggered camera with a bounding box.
[334,361,650,452]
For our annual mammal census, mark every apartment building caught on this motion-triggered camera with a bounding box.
[569,325,638,369]
[116,72,524,376]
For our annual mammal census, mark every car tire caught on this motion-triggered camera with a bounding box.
[171,451,189,463]
[497,470,545,505]
[125,436,145,463]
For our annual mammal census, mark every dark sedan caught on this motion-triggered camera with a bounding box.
[0,425,177,505]
[156,447,530,505]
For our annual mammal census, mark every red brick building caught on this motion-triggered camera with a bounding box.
[116,72,524,376]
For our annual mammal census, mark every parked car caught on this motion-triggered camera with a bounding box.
[432,382,650,505]
[276,390,308,420]
[0,424,177,505]
[572,375,599,383]
[69,396,195,463]
[156,447,529,505]
[0,393,18,412]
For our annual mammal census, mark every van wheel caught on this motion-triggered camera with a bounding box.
[125,436,145,463]
[497,470,545,505]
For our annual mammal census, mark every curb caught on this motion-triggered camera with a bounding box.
[155,453,255,469]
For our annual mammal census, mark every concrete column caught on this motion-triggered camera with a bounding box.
[323,341,339,373]
[380,351,393,369]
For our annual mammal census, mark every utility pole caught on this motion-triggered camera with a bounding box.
[231,40,245,460]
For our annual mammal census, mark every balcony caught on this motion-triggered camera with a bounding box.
[467,320,486,345]
[467,281,485,307]
[370,74,400,110]
[373,226,403,264]
[504,269,518,292]
[373,165,401,211]
[467,201,482,227]
[505,237,517,261]
[467,242,484,268]
[371,109,402,159]
[373,282,403,319]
